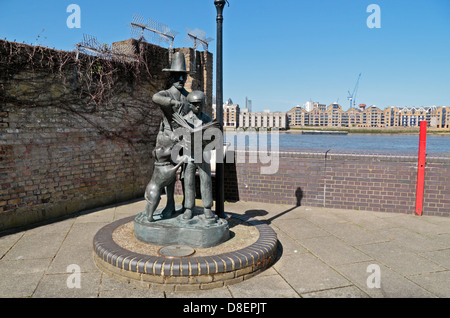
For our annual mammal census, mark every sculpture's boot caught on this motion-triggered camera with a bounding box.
[182,208,193,220]
[204,208,215,219]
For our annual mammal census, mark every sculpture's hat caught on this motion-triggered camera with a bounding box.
[163,52,188,73]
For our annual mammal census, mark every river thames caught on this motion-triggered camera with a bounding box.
[224,132,450,154]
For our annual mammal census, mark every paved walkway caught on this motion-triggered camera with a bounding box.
[0,198,449,298]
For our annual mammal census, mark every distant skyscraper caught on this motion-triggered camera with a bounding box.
[246,96,252,113]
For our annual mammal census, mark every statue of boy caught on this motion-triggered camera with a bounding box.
[181,91,215,221]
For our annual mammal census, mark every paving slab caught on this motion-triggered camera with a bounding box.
[75,207,116,224]
[227,273,300,298]
[63,222,109,246]
[407,271,450,298]
[273,228,308,255]
[300,209,350,226]
[300,235,374,266]
[321,222,388,246]
[331,212,397,231]
[434,233,450,249]
[0,231,24,247]
[2,232,66,261]
[273,252,352,294]
[0,258,51,298]
[383,214,450,235]
[33,272,102,298]
[420,249,450,269]
[357,241,446,276]
[22,218,75,236]
[377,227,448,253]
[165,287,232,298]
[301,286,369,298]
[46,243,98,274]
[0,232,24,259]
[335,261,436,298]
[272,218,329,242]
[98,274,166,298]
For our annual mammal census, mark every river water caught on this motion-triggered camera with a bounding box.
[224,132,450,154]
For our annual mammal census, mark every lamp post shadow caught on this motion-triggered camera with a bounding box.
[224,187,304,267]
[227,187,304,226]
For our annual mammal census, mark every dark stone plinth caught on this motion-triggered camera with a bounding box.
[134,211,230,248]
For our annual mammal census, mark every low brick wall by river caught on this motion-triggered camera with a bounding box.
[210,149,449,217]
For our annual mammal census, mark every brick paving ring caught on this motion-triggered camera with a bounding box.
[93,213,278,291]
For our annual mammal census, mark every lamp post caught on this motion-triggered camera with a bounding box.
[214,0,226,218]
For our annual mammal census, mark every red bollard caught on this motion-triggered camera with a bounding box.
[415,121,427,216]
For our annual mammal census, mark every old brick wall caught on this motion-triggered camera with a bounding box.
[177,47,214,117]
[323,151,419,213]
[0,39,213,231]
[216,149,449,217]
[422,157,450,216]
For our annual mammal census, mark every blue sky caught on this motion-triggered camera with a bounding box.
[0,0,449,112]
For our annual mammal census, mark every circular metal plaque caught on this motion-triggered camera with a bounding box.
[158,245,195,258]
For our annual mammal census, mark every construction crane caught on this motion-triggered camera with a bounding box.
[347,73,362,110]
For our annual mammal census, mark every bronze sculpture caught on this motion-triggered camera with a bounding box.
[144,52,220,223]
[135,52,228,248]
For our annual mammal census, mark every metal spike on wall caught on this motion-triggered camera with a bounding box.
[75,34,110,59]
[129,14,147,42]
[75,34,138,63]
[129,14,178,63]
[184,28,214,73]
[185,28,214,52]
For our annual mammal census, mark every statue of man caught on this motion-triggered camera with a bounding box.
[149,52,190,218]
[153,51,190,132]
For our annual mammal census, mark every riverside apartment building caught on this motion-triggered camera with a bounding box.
[287,103,449,129]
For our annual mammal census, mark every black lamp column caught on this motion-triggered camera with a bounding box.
[214,0,226,218]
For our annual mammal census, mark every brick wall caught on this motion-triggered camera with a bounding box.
[192,149,448,217]
[0,40,213,231]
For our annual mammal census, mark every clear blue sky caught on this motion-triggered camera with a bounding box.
[1,0,449,112]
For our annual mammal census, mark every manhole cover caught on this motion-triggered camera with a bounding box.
[158,245,195,258]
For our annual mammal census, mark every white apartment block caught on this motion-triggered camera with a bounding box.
[212,98,240,128]
[239,109,287,129]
